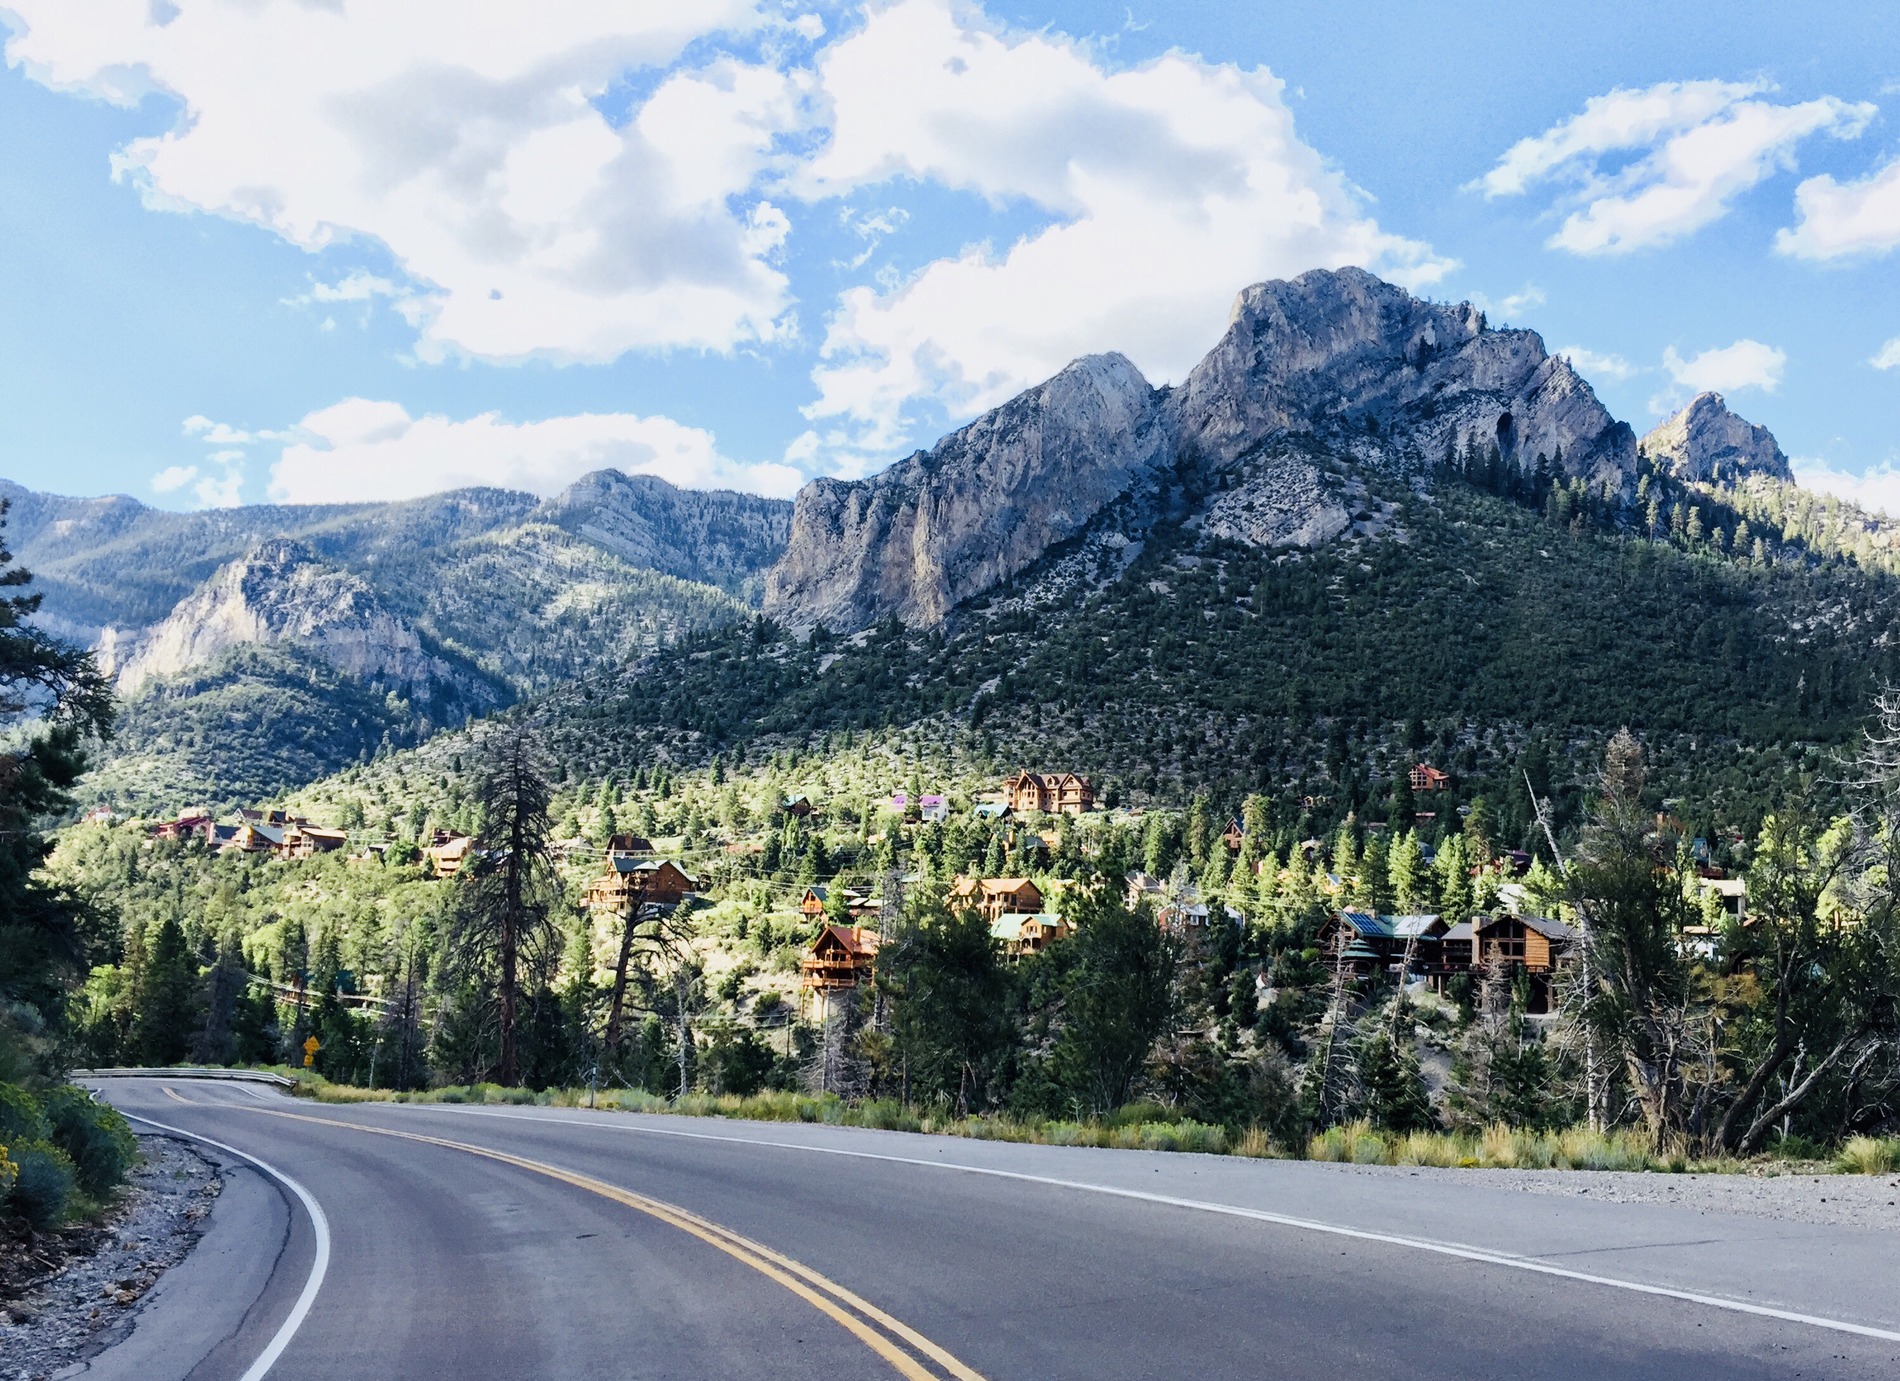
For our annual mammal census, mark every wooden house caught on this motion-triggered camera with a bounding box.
[1409,764,1450,793]
[800,885,832,918]
[605,833,655,857]
[584,858,700,913]
[1432,913,1577,1013]
[152,810,213,843]
[1318,911,1448,976]
[782,794,815,818]
[224,821,284,855]
[1000,771,1095,815]
[948,876,1044,922]
[1220,818,1246,853]
[800,925,880,1014]
[279,822,349,859]
[425,834,475,878]
[990,912,1072,957]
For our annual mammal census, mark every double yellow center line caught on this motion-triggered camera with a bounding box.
[163,1088,985,1381]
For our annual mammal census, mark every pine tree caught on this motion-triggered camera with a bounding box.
[0,500,114,1075]
[133,916,198,1067]
[447,725,558,1087]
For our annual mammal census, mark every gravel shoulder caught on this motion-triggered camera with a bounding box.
[1336,1160,1900,1232]
[0,1135,221,1381]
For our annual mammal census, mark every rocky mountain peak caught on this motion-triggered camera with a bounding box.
[765,268,1645,631]
[106,538,484,705]
[1640,393,1792,484]
[764,352,1166,630]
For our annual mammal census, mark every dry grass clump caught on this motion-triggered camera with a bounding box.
[1309,1121,1660,1171]
[1837,1136,1900,1174]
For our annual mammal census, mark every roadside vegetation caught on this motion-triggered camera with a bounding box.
[0,502,141,1236]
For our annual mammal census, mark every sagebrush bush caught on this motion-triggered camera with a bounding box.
[43,1086,139,1197]
[0,1082,48,1145]
[8,1139,77,1228]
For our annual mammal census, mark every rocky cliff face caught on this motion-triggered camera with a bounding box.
[107,539,487,706]
[534,470,791,596]
[765,353,1169,630]
[1641,393,1793,484]
[766,267,1643,630]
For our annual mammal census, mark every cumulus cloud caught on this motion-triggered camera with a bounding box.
[794,0,1451,445]
[192,451,246,508]
[1476,79,1875,255]
[1556,346,1639,383]
[1791,457,1900,520]
[1873,337,1900,370]
[2,0,799,362]
[1779,154,1900,260]
[266,399,802,504]
[149,464,198,494]
[1650,338,1786,413]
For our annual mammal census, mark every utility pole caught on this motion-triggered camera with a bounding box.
[1527,770,1602,1131]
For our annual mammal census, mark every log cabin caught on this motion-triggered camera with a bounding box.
[948,876,1044,921]
[800,924,881,1013]
[1000,771,1095,815]
[989,912,1072,957]
[584,857,701,913]
[1408,764,1450,793]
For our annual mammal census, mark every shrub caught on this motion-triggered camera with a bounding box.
[0,1082,48,1145]
[42,1086,139,1197]
[8,1139,77,1228]
[1838,1136,1900,1175]
[0,1143,15,1200]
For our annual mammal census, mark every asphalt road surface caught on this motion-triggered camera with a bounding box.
[82,1077,1900,1380]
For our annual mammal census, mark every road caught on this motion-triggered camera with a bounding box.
[81,1077,1900,1380]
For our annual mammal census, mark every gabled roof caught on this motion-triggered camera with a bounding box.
[1388,914,1445,937]
[812,924,879,957]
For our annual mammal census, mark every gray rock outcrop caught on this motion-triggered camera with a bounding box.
[108,539,472,702]
[1641,393,1793,484]
[765,267,1642,630]
[764,353,1168,630]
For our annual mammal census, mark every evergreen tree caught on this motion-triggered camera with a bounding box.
[0,500,114,1075]
[447,725,558,1086]
[132,916,198,1066]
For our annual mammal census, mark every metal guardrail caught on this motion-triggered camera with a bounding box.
[76,1067,299,1088]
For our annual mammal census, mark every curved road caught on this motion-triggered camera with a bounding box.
[82,1078,1900,1379]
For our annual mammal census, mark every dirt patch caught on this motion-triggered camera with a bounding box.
[0,1134,220,1381]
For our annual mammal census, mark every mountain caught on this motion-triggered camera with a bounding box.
[437,267,1900,835]
[766,352,1169,629]
[1640,392,1793,484]
[103,539,488,705]
[1,471,791,807]
[31,266,1900,822]
[766,268,1638,631]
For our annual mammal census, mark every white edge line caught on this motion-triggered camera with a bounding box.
[384,1101,1900,1346]
[125,1110,332,1381]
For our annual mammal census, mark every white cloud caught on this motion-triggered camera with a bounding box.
[1791,456,1900,519]
[1779,155,1900,260]
[2,0,799,362]
[149,464,198,494]
[1476,79,1875,255]
[1650,338,1786,413]
[181,414,252,444]
[794,0,1451,445]
[1873,337,1900,370]
[266,398,802,504]
[1556,346,1639,383]
[1469,284,1545,321]
[193,454,245,508]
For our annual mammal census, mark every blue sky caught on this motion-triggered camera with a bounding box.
[1,0,1896,512]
